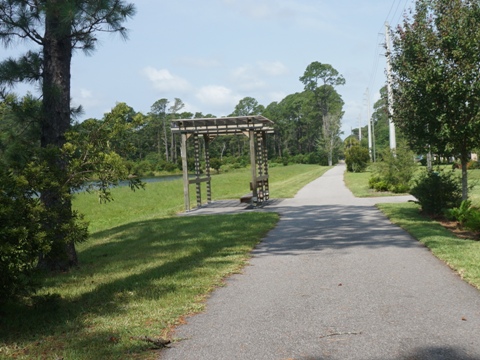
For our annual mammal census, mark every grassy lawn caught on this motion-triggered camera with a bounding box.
[0,164,328,360]
[377,202,480,290]
[343,169,409,197]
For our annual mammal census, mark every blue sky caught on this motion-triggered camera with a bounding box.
[3,0,415,137]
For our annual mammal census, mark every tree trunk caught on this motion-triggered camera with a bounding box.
[461,154,469,201]
[38,3,78,270]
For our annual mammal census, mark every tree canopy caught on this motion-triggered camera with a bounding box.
[391,0,480,199]
[0,0,136,270]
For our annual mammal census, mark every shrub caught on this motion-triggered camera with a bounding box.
[464,209,480,232]
[345,146,370,172]
[209,157,222,173]
[445,200,473,225]
[132,160,153,176]
[410,169,462,216]
[0,169,49,302]
[369,145,416,193]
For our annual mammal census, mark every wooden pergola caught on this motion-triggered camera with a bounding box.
[171,115,275,211]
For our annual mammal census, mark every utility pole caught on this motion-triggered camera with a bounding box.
[385,21,396,151]
[358,114,362,141]
[365,88,373,160]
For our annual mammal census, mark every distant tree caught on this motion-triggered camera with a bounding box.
[230,96,265,116]
[169,98,184,163]
[150,99,169,160]
[319,112,342,166]
[391,0,480,199]
[300,62,345,165]
[0,1,136,270]
[370,86,390,157]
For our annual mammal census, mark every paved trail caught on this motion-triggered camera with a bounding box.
[160,164,480,360]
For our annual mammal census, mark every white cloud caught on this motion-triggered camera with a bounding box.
[195,85,240,107]
[267,91,287,103]
[71,87,102,113]
[231,65,266,91]
[258,61,289,76]
[142,66,192,93]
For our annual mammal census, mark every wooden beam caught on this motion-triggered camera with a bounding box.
[188,177,211,185]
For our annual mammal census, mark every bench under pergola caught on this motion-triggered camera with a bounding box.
[171,115,275,212]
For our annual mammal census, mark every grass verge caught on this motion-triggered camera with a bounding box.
[343,170,408,197]
[0,212,279,360]
[1,164,329,359]
[377,202,480,290]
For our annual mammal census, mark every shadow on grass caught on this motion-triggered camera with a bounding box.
[0,212,278,359]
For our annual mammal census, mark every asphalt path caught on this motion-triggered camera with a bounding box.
[160,164,480,360]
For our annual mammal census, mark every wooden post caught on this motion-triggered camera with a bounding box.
[193,133,201,207]
[181,133,190,211]
[256,131,264,203]
[204,135,212,203]
[262,131,270,200]
[249,129,257,202]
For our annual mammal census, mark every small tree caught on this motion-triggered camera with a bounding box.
[391,0,480,200]
[369,142,416,193]
[345,145,370,172]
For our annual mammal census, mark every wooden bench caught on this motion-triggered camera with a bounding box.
[240,193,253,204]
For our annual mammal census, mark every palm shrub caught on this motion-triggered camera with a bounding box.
[345,145,370,172]
[410,169,462,216]
[369,144,416,193]
[445,200,480,233]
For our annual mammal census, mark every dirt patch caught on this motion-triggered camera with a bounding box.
[434,217,480,241]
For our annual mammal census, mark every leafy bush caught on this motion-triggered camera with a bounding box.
[445,200,473,224]
[410,169,462,216]
[445,200,480,232]
[0,169,48,302]
[345,146,370,172]
[209,157,222,173]
[464,210,480,232]
[369,145,416,193]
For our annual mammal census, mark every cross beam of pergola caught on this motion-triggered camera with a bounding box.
[171,115,275,212]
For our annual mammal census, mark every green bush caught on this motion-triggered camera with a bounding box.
[445,200,473,224]
[464,209,480,232]
[369,145,416,193]
[209,157,222,173]
[410,169,462,216]
[0,169,49,302]
[445,200,480,232]
[345,146,370,172]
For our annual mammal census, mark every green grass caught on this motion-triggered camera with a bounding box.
[343,169,409,197]
[0,164,328,360]
[74,164,330,233]
[377,202,480,290]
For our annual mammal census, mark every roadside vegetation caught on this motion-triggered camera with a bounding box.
[0,164,328,360]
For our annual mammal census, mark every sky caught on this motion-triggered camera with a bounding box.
[2,0,416,138]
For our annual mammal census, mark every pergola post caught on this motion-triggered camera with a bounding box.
[249,129,258,202]
[262,131,270,200]
[204,135,212,203]
[181,133,190,211]
[193,133,201,207]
